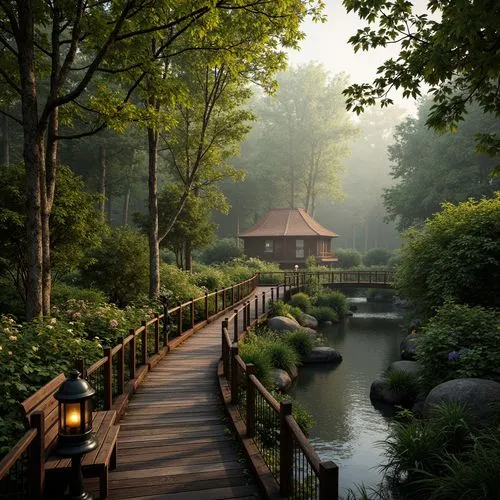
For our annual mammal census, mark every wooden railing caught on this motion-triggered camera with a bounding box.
[262,270,395,289]
[0,274,260,499]
[221,287,339,499]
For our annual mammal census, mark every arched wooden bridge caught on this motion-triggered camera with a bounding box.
[0,270,393,499]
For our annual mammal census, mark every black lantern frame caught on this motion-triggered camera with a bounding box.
[55,370,98,456]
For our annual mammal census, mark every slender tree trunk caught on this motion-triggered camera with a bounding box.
[99,144,107,217]
[41,108,58,315]
[18,1,43,319]
[184,240,192,272]
[122,186,130,226]
[2,115,9,166]
[148,126,160,298]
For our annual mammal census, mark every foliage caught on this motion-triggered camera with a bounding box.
[384,101,499,230]
[272,391,315,434]
[81,227,149,306]
[190,264,230,291]
[363,248,392,267]
[239,340,272,388]
[396,195,500,318]
[310,306,338,324]
[0,165,106,303]
[384,370,420,405]
[51,283,108,307]
[288,306,305,325]
[199,238,243,264]
[0,315,103,454]
[221,257,280,284]
[343,0,500,158]
[266,341,299,372]
[314,291,348,316]
[335,248,362,268]
[267,300,303,324]
[289,293,312,313]
[283,330,314,361]
[159,264,206,303]
[415,301,500,388]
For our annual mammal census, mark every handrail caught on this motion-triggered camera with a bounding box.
[0,429,37,480]
[220,283,339,499]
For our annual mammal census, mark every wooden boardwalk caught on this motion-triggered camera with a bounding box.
[96,288,271,500]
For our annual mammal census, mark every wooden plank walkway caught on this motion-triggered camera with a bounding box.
[98,287,273,500]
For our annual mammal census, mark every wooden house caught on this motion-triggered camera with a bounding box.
[239,208,338,268]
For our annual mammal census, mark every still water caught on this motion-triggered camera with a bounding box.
[290,298,406,495]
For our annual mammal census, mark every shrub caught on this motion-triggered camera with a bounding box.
[288,306,304,324]
[51,282,107,307]
[335,248,362,268]
[199,238,243,264]
[191,264,229,290]
[284,330,313,360]
[310,305,338,324]
[239,341,272,387]
[415,300,500,387]
[314,291,348,316]
[82,227,149,305]
[289,292,312,313]
[363,248,392,267]
[160,263,205,303]
[266,341,299,372]
[384,370,420,405]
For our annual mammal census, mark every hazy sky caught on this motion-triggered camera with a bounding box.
[287,1,421,114]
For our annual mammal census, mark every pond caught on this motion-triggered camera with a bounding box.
[289,298,407,496]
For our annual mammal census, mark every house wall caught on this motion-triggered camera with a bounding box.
[242,236,333,265]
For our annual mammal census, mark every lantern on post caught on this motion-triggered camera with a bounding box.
[54,370,98,499]
[294,264,299,289]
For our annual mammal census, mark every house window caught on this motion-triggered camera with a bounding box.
[264,240,274,253]
[296,239,304,258]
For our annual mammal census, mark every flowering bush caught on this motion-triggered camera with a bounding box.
[416,301,500,388]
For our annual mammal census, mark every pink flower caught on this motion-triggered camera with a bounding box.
[109,319,118,328]
[72,312,81,320]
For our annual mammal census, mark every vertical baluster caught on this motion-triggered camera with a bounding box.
[103,346,113,410]
[233,309,239,343]
[117,337,124,395]
[254,295,258,321]
[280,401,293,496]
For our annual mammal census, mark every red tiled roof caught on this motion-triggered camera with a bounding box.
[239,209,338,238]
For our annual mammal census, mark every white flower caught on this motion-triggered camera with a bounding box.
[0,345,3,351]
[46,325,53,330]
[67,329,73,334]
[8,351,12,356]
[32,346,39,352]
[8,335,17,341]
[75,338,81,344]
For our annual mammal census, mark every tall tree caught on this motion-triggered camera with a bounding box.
[384,100,500,230]
[343,0,500,159]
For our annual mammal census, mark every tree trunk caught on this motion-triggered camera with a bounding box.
[99,144,107,217]
[41,108,58,316]
[184,240,192,272]
[2,114,9,166]
[122,186,130,226]
[148,126,160,298]
[18,1,43,319]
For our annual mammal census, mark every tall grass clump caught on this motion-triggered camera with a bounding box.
[266,341,299,372]
[384,370,420,406]
[310,305,338,324]
[284,330,313,361]
[314,291,348,316]
[289,292,312,313]
[238,341,272,387]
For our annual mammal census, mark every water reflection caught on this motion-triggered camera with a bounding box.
[289,299,406,494]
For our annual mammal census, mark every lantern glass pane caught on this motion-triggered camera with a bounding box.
[64,402,82,434]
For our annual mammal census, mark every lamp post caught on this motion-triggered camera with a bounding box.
[55,370,98,500]
[294,264,299,289]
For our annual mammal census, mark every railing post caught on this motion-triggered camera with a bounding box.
[205,292,209,321]
[233,309,239,343]
[230,345,239,405]
[262,291,266,314]
[129,329,136,380]
[222,319,229,377]
[154,315,160,354]
[190,299,195,330]
[215,289,219,313]
[319,461,339,500]
[280,401,293,497]
[243,302,247,331]
[75,359,86,378]
[178,302,183,336]
[254,295,258,321]
[141,321,148,366]
[246,364,256,438]
[222,288,226,310]
[103,346,113,410]
[117,337,124,395]
[276,285,280,300]
[246,301,251,327]
[231,285,235,306]
[29,411,45,500]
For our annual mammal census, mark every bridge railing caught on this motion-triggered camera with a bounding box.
[0,274,260,499]
[221,287,339,499]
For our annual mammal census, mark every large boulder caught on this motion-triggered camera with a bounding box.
[388,360,422,376]
[301,313,318,329]
[268,316,300,332]
[271,369,292,391]
[424,378,500,424]
[370,378,402,406]
[303,346,342,364]
[400,333,418,360]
